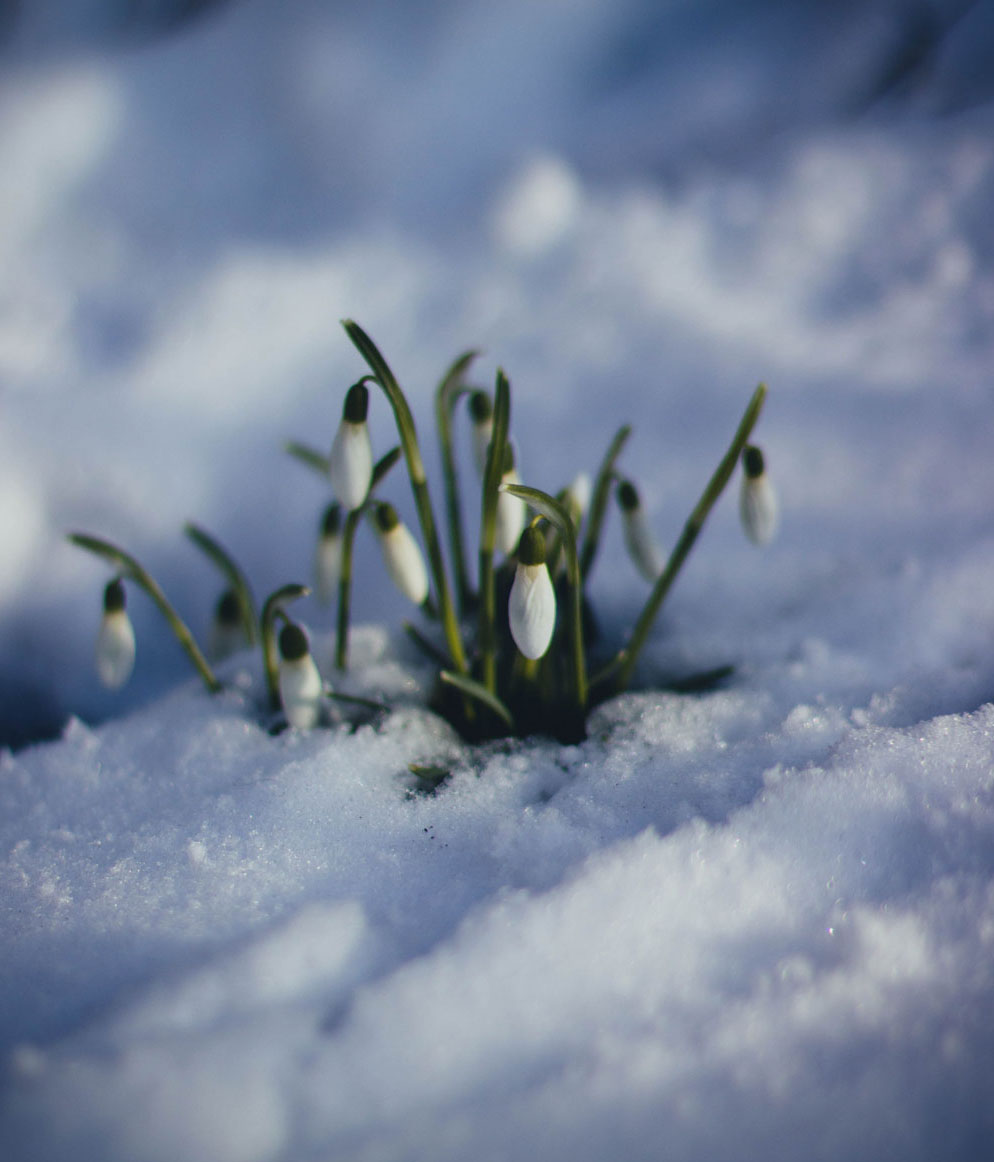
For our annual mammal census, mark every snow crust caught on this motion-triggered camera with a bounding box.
[4,1,994,1158]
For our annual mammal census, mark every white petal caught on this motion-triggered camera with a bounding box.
[495,471,526,556]
[329,421,373,511]
[623,508,664,582]
[314,534,342,605]
[96,609,136,689]
[380,523,429,605]
[740,474,779,546]
[564,471,592,522]
[509,562,557,660]
[279,654,324,729]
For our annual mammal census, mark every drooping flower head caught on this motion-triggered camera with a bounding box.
[508,524,557,660]
[314,502,343,605]
[329,380,373,511]
[278,621,324,729]
[740,444,779,547]
[373,502,430,606]
[209,588,248,663]
[96,577,136,689]
[617,479,664,582]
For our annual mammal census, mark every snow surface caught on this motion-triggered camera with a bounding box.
[4,0,994,1158]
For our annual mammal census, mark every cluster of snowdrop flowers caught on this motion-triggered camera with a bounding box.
[71,321,775,744]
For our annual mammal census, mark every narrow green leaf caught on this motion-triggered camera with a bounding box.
[435,349,481,613]
[478,367,511,696]
[580,424,631,582]
[439,669,515,729]
[285,441,330,477]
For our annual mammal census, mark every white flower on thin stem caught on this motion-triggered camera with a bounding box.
[495,446,526,556]
[96,578,136,689]
[329,380,373,511]
[209,589,249,662]
[314,502,343,605]
[563,471,591,529]
[617,479,664,582]
[740,445,779,547]
[373,503,430,606]
[278,622,324,729]
[469,390,494,477]
[509,525,557,660]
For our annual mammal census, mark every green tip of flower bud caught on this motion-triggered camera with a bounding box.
[617,480,640,512]
[215,589,241,627]
[321,502,342,537]
[374,502,400,533]
[743,445,765,479]
[517,525,547,566]
[469,390,493,423]
[103,577,126,613]
[279,622,310,662]
[343,381,370,424]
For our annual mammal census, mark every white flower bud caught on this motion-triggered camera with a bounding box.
[508,527,557,660]
[209,589,249,662]
[314,503,343,605]
[373,503,430,606]
[740,445,779,547]
[563,471,591,528]
[278,623,324,729]
[96,579,136,689]
[469,390,494,477]
[329,382,373,511]
[617,480,663,582]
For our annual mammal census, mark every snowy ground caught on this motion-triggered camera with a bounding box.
[4,1,994,1158]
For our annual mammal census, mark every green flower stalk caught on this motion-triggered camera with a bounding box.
[478,369,511,698]
[435,351,480,615]
[96,578,136,689]
[342,319,468,677]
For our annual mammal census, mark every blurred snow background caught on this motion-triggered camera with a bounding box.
[3,1,994,1158]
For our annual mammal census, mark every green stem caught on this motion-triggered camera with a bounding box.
[67,532,221,694]
[579,424,631,582]
[478,368,511,696]
[342,319,468,677]
[184,523,259,645]
[435,349,480,615]
[261,583,310,710]
[610,383,768,694]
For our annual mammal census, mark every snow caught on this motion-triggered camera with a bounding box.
[3,1,994,1158]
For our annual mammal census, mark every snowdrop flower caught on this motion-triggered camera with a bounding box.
[495,445,526,556]
[314,502,343,605]
[740,445,779,547]
[373,502,430,606]
[96,578,136,689]
[469,390,493,477]
[508,525,557,660]
[278,621,324,729]
[329,380,373,511]
[563,471,591,530]
[617,479,664,582]
[208,589,248,662]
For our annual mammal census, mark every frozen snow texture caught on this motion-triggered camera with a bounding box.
[3,1,994,1160]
